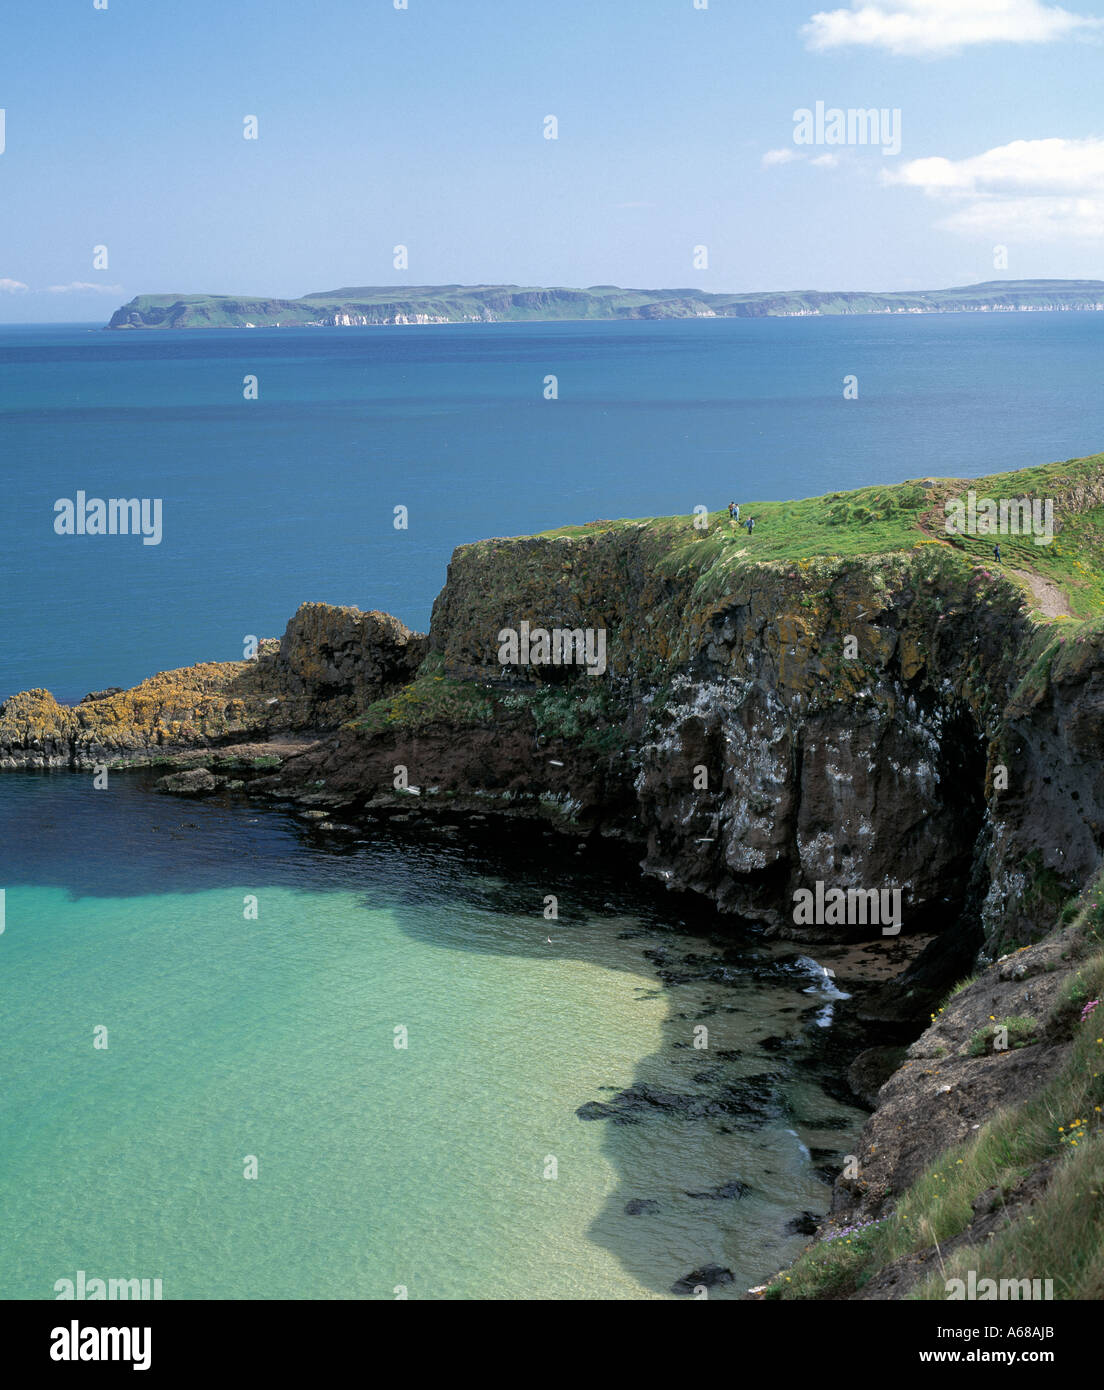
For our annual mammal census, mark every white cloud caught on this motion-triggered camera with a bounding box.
[938,195,1104,238]
[762,147,803,167]
[802,0,1104,56]
[0,278,29,293]
[885,136,1104,240]
[46,281,125,294]
[762,149,844,170]
[889,137,1104,192]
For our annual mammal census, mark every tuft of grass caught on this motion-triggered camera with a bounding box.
[1071,878,1104,955]
[1048,955,1104,1037]
[933,974,978,1015]
[910,1129,1104,1300]
[350,673,496,737]
[763,950,1104,1299]
[762,1222,887,1300]
[968,1016,1038,1057]
[502,682,629,754]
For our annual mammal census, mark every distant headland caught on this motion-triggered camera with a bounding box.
[106,279,1104,330]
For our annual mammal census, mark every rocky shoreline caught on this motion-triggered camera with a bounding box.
[7,521,1098,962]
[6,480,1104,1297]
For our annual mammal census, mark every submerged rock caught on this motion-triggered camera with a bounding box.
[575,1100,620,1121]
[575,1076,786,1130]
[684,1179,750,1200]
[155,768,218,797]
[671,1265,735,1296]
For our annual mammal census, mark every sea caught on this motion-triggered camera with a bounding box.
[3,313,1104,702]
[2,312,1102,1299]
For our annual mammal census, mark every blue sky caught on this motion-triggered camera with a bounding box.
[2,0,1103,321]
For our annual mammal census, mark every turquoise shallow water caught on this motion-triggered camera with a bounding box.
[0,773,863,1300]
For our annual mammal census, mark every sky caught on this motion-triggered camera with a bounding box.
[1,0,1103,322]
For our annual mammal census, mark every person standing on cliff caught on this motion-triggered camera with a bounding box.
[728,501,739,524]
[994,542,1002,563]
[746,516,755,535]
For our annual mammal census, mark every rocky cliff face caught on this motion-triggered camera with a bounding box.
[5,520,1102,972]
[0,604,426,769]
[420,526,1104,963]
